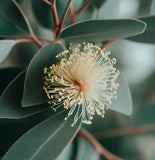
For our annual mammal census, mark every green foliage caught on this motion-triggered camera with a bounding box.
[0,109,56,159]
[57,141,74,160]
[106,72,132,115]
[134,104,155,125]
[94,0,107,9]
[151,0,155,14]
[2,111,81,160]
[0,0,28,36]
[0,0,154,159]
[0,67,23,95]
[128,16,155,43]
[22,43,65,107]
[149,146,155,160]
[137,0,152,16]
[0,71,47,119]
[31,0,69,28]
[0,40,15,63]
[60,19,146,42]
[76,137,100,160]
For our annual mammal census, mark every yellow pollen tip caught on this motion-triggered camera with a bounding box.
[43,42,119,126]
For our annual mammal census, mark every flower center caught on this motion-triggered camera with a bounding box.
[79,83,83,93]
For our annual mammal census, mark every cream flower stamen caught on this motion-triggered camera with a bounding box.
[43,43,119,126]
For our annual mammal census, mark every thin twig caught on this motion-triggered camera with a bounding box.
[12,0,43,48]
[96,8,100,19]
[51,0,59,27]
[93,124,155,139]
[43,0,51,5]
[78,129,123,160]
[37,37,53,43]
[15,39,34,44]
[56,0,72,38]
[43,0,60,39]
[71,0,93,23]
[43,0,59,39]
[15,37,53,44]
[69,4,74,24]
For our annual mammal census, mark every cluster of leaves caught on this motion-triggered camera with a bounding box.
[0,0,155,159]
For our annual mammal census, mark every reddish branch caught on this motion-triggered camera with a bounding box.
[15,37,53,44]
[50,0,59,35]
[37,37,53,43]
[69,4,74,24]
[78,130,123,160]
[13,0,43,48]
[43,0,59,38]
[101,40,116,49]
[70,0,93,23]
[57,0,72,38]
[93,124,155,139]
[43,0,72,39]
[43,0,93,38]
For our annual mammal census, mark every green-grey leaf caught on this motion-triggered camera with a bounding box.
[134,104,155,125]
[0,67,23,96]
[148,146,155,160]
[76,137,100,160]
[127,16,155,44]
[57,142,74,160]
[0,40,15,63]
[94,0,107,9]
[0,71,48,119]
[0,0,29,36]
[151,0,155,14]
[105,72,132,115]
[2,111,81,160]
[137,0,153,16]
[0,109,55,158]
[60,19,146,42]
[31,0,69,28]
[22,42,65,107]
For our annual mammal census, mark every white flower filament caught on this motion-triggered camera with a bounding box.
[43,43,119,126]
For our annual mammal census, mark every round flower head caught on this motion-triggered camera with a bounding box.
[43,43,119,126]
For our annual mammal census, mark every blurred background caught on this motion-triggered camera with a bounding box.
[0,0,155,159]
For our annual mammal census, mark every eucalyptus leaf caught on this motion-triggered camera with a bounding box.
[75,0,118,23]
[57,142,74,160]
[2,111,81,160]
[0,40,15,63]
[0,71,48,119]
[60,19,146,42]
[137,0,152,16]
[127,16,155,44]
[0,108,55,158]
[133,104,155,125]
[148,146,155,160]
[22,42,65,107]
[105,72,132,115]
[95,0,119,19]
[0,67,23,96]
[94,0,107,9]
[76,137,100,160]
[151,0,155,14]
[83,109,121,134]
[73,0,95,23]
[31,0,69,28]
[0,0,29,37]
[71,0,84,9]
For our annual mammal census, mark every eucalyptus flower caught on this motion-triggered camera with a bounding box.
[43,43,119,126]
